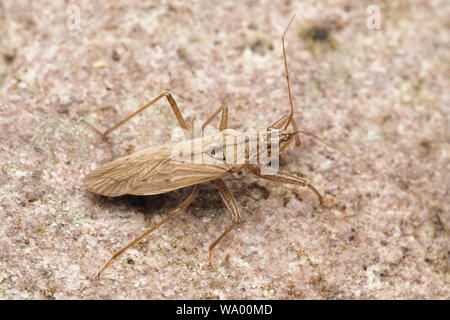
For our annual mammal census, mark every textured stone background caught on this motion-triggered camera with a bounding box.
[0,0,448,299]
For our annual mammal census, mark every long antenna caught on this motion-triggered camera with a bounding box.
[282,14,295,130]
[280,129,342,153]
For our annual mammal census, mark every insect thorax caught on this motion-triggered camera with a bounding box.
[170,128,283,170]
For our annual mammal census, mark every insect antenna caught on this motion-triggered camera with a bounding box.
[292,130,341,152]
[282,14,296,130]
[280,16,339,153]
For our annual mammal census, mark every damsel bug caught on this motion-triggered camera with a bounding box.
[85,16,332,277]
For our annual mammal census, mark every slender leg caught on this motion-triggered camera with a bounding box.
[84,92,191,140]
[95,184,200,278]
[208,178,240,267]
[248,165,324,204]
[269,114,301,146]
[290,116,301,146]
[202,105,228,131]
[269,114,290,129]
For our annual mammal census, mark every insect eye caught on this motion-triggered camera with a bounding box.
[206,147,216,156]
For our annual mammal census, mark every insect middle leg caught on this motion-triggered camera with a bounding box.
[85,92,191,140]
[208,178,240,267]
[95,184,200,278]
[248,165,324,204]
[202,105,228,131]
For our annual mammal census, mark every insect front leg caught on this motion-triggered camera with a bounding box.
[289,116,301,146]
[208,178,240,268]
[248,165,325,204]
[269,114,301,146]
[84,92,192,140]
[95,184,200,278]
[268,114,290,129]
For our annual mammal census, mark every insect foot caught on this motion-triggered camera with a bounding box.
[321,197,336,207]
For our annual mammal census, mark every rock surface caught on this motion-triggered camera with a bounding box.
[0,0,448,299]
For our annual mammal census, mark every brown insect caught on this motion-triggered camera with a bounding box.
[85,16,331,278]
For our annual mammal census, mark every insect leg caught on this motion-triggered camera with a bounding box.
[248,165,324,204]
[289,116,301,146]
[269,114,290,129]
[85,92,191,140]
[269,114,301,146]
[208,178,240,267]
[201,105,228,131]
[95,184,200,278]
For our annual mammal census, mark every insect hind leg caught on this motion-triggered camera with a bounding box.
[84,92,191,140]
[95,184,200,278]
